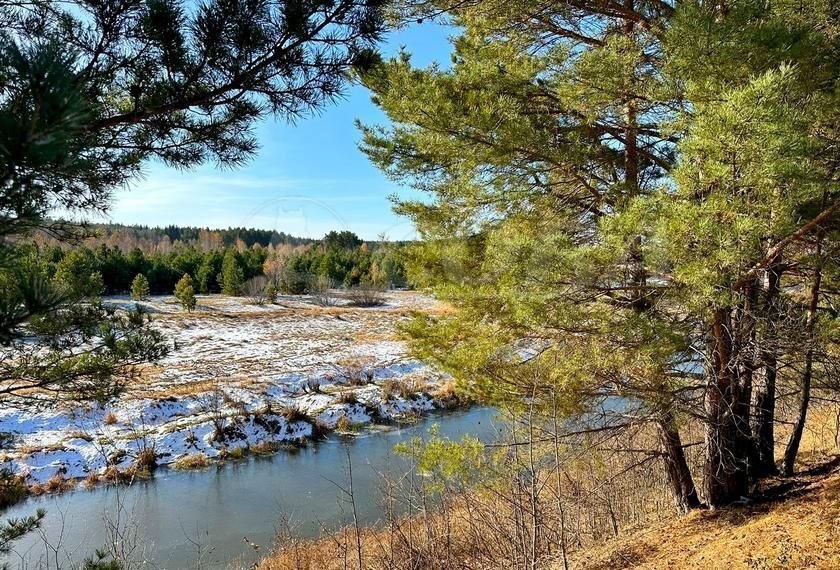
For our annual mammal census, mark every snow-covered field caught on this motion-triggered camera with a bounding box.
[0,292,455,485]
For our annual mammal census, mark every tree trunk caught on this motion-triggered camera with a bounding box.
[782,217,825,476]
[656,412,701,513]
[704,308,750,507]
[734,280,760,483]
[753,257,783,476]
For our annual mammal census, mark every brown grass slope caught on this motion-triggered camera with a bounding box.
[571,455,840,570]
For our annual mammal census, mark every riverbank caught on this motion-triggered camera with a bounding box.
[1,408,498,568]
[0,291,464,491]
[256,407,840,570]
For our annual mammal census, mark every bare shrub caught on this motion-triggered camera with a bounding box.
[380,378,426,401]
[337,356,375,386]
[344,281,387,307]
[309,275,339,306]
[197,385,228,443]
[303,377,322,394]
[244,275,270,305]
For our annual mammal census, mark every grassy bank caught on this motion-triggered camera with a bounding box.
[257,406,840,570]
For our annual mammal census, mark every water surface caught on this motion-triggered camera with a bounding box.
[4,408,498,569]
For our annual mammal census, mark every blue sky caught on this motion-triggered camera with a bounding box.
[105,22,454,242]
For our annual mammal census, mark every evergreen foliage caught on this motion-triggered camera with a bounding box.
[174,274,197,312]
[220,249,245,296]
[0,0,388,558]
[130,274,150,301]
[361,0,840,510]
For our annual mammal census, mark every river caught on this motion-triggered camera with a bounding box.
[2,408,498,569]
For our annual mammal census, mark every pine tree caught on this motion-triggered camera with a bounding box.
[130,274,150,301]
[174,274,197,313]
[360,0,840,510]
[220,250,245,296]
[0,0,386,556]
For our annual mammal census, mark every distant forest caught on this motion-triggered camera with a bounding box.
[24,225,408,296]
[36,223,317,253]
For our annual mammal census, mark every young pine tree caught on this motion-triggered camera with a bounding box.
[220,250,245,296]
[174,274,197,313]
[130,274,150,301]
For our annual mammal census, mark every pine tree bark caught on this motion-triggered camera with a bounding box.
[656,412,701,513]
[704,308,750,507]
[753,257,783,476]
[783,213,825,476]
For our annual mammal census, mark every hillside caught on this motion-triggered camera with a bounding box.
[570,455,840,570]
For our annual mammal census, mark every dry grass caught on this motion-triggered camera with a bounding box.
[280,406,309,424]
[83,472,99,489]
[380,377,430,401]
[172,453,211,470]
[103,411,118,425]
[258,405,840,570]
[221,446,248,459]
[335,390,359,405]
[134,448,157,471]
[574,458,840,570]
[31,474,76,496]
[250,441,280,455]
[335,415,361,433]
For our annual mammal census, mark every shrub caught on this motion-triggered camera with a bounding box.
[0,469,29,508]
[134,448,157,471]
[336,415,361,433]
[344,281,387,307]
[309,275,338,306]
[130,273,150,300]
[339,357,375,386]
[43,473,75,494]
[280,406,309,424]
[250,441,279,455]
[336,391,359,405]
[265,281,278,304]
[244,275,270,305]
[174,273,197,312]
[172,453,210,470]
[279,268,310,295]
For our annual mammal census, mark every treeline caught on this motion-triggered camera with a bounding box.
[28,230,407,297]
[34,223,318,255]
[36,223,412,257]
